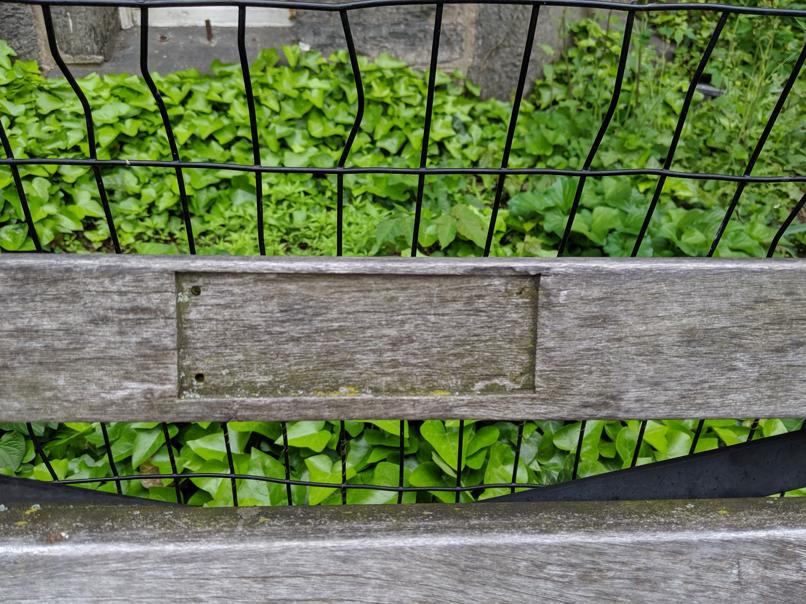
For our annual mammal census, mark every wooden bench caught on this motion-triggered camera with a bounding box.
[2,254,806,599]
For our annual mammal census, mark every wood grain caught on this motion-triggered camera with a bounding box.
[2,254,806,421]
[6,253,806,276]
[176,272,537,398]
[2,498,806,601]
[536,265,806,417]
[0,260,176,417]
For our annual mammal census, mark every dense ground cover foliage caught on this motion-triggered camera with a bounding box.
[1,11,804,257]
[1,5,805,505]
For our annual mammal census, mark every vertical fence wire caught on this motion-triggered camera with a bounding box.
[0,121,41,251]
[410,1,444,257]
[39,7,129,490]
[455,419,464,503]
[161,422,183,503]
[689,419,706,454]
[281,421,293,505]
[237,6,265,256]
[510,420,525,493]
[630,421,646,467]
[746,418,761,442]
[139,7,196,254]
[336,10,365,257]
[99,423,122,496]
[26,423,57,481]
[41,6,121,254]
[476,2,539,497]
[483,4,540,257]
[236,8,294,504]
[563,12,635,478]
[631,12,729,257]
[397,420,405,503]
[221,422,239,506]
[339,420,348,504]
[629,13,727,459]
[768,191,806,257]
[557,11,635,257]
[140,4,198,498]
[708,38,806,256]
[571,421,586,480]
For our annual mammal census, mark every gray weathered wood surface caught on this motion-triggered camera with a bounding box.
[177,272,537,398]
[2,254,806,421]
[2,498,806,601]
[0,259,177,414]
[536,265,806,416]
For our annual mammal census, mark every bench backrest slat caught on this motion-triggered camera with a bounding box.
[2,255,803,421]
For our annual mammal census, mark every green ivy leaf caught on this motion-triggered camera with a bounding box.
[305,454,340,505]
[131,428,164,468]
[0,223,30,251]
[451,204,488,249]
[187,428,249,462]
[433,214,457,248]
[409,461,456,503]
[347,462,401,505]
[0,431,25,471]
[279,421,332,453]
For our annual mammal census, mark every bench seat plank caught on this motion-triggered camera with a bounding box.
[2,499,806,600]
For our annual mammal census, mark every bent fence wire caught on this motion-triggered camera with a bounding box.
[1,0,806,505]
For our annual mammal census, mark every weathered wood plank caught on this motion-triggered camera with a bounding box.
[177,272,537,398]
[0,260,177,415]
[5,253,806,276]
[536,266,806,416]
[2,254,806,421]
[2,498,806,601]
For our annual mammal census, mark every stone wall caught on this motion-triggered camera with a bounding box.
[0,4,118,66]
[294,5,478,73]
[0,2,591,99]
[0,4,49,65]
[293,3,587,99]
[50,6,120,63]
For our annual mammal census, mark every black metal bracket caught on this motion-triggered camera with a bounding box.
[0,475,171,506]
[488,428,806,503]
[4,428,805,507]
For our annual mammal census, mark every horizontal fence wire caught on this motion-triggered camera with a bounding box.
[5,0,806,17]
[54,472,548,492]
[21,418,806,504]
[1,159,806,182]
[1,0,805,504]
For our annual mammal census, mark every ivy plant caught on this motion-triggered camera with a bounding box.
[2,3,806,504]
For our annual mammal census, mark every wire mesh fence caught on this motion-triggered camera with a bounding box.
[1,0,805,506]
[12,418,806,506]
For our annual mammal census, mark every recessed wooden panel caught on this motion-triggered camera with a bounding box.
[176,272,538,398]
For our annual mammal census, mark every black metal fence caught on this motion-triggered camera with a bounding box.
[1,0,806,506]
